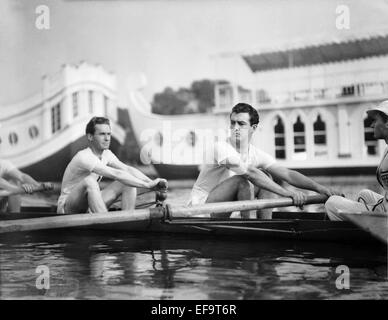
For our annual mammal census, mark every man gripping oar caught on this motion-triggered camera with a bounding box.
[325,100,388,220]
[0,159,52,213]
[188,103,341,218]
[57,116,167,214]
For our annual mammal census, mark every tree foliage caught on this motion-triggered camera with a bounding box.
[152,79,223,115]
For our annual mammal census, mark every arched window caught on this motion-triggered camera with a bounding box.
[313,115,326,145]
[88,90,94,113]
[51,103,61,134]
[218,85,233,110]
[364,115,378,155]
[186,131,196,147]
[154,132,163,146]
[104,95,109,116]
[274,116,286,159]
[293,116,306,153]
[9,132,18,145]
[28,126,39,139]
[72,92,79,118]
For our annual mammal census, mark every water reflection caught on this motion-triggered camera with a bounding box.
[0,230,387,300]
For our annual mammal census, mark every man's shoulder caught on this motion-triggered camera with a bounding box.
[102,149,119,162]
[103,149,115,157]
[249,144,277,167]
[249,144,270,155]
[71,148,94,162]
[214,139,236,152]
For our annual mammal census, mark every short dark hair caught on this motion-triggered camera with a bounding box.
[230,103,259,126]
[85,117,110,135]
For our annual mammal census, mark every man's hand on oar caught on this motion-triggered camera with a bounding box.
[42,182,54,191]
[0,182,55,197]
[23,182,54,194]
[21,184,35,194]
[288,190,307,209]
[148,178,168,204]
[148,178,168,191]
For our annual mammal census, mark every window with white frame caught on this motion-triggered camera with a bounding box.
[72,92,79,118]
[293,116,306,153]
[51,103,61,134]
[313,114,328,157]
[104,95,109,117]
[88,90,93,113]
[274,116,286,159]
[364,114,378,156]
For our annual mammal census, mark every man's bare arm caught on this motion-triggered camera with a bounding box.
[92,162,160,189]
[109,158,153,183]
[243,167,308,206]
[266,164,340,196]
[0,177,20,193]
[7,169,40,186]
[243,167,292,197]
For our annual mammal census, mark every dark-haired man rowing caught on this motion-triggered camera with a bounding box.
[188,103,341,218]
[57,117,167,214]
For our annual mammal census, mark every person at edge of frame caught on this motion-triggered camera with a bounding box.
[325,100,388,220]
[187,102,342,219]
[57,116,167,214]
[0,139,52,213]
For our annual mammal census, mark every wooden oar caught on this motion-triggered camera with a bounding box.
[0,195,327,234]
[0,183,53,197]
[0,208,164,234]
[167,194,328,218]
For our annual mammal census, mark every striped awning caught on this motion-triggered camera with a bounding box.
[243,34,388,72]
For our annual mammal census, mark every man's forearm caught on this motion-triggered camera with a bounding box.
[287,170,323,193]
[244,167,292,198]
[127,166,152,183]
[0,178,20,193]
[117,170,152,188]
[21,173,40,186]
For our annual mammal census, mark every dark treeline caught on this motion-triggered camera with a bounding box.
[151,79,228,115]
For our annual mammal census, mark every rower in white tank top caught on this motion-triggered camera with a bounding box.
[188,139,276,205]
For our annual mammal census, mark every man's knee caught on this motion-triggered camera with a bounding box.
[325,195,343,210]
[233,175,250,189]
[357,189,373,201]
[324,195,344,221]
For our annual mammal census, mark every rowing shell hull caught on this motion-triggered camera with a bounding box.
[0,209,381,244]
[337,212,388,244]
[77,218,375,243]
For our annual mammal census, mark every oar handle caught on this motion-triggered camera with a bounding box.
[168,194,328,218]
[155,180,168,203]
[0,182,54,197]
[159,180,168,189]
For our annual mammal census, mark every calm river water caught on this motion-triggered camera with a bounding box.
[0,176,387,300]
